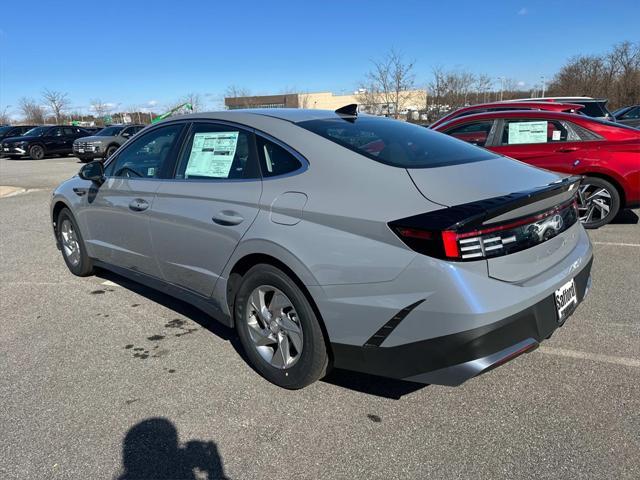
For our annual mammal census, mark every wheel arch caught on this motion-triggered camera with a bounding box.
[51,199,73,248]
[581,171,626,207]
[225,252,333,362]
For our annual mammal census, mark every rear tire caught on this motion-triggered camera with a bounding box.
[29,145,45,160]
[57,208,94,276]
[234,264,329,389]
[578,176,620,229]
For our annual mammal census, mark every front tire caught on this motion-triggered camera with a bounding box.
[29,145,45,160]
[106,145,119,158]
[57,208,94,276]
[234,264,329,389]
[578,177,620,229]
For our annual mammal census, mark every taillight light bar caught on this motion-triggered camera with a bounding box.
[391,198,579,261]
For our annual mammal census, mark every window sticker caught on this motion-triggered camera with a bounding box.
[552,130,561,141]
[507,121,548,144]
[185,131,239,178]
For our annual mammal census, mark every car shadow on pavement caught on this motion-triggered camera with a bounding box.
[322,369,427,400]
[116,417,229,480]
[611,208,639,225]
[96,269,428,400]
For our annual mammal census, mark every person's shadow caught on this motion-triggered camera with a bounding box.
[116,417,229,480]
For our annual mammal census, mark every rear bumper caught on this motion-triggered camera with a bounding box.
[331,257,592,386]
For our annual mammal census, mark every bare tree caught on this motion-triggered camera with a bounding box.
[181,92,203,112]
[42,89,70,124]
[90,99,112,125]
[18,97,46,124]
[548,41,640,108]
[224,85,252,109]
[0,105,11,124]
[358,49,416,118]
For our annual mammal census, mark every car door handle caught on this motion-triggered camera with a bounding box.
[212,211,244,226]
[73,187,88,196]
[129,198,149,212]
[556,147,579,153]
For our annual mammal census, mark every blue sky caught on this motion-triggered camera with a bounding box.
[0,0,638,116]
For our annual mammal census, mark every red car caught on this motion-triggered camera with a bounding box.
[433,110,640,228]
[429,101,583,129]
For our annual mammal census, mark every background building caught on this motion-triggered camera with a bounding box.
[225,90,428,118]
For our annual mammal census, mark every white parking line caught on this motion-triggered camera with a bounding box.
[593,241,640,247]
[539,346,640,368]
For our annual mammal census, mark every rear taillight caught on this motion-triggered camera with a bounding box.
[391,199,578,261]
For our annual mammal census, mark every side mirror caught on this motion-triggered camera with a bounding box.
[79,161,105,184]
[121,132,131,138]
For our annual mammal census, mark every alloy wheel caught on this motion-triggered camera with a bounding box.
[245,285,303,369]
[60,218,81,266]
[577,183,612,225]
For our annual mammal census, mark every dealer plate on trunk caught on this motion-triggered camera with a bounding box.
[77,149,84,153]
[555,278,578,323]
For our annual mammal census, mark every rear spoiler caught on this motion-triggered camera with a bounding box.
[396,175,582,232]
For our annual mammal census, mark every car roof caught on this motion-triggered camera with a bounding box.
[168,108,352,125]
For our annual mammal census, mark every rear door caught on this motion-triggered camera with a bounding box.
[149,122,262,297]
[489,118,588,173]
[45,127,65,153]
[79,123,186,277]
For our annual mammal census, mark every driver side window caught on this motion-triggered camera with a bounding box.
[105,124,183,178]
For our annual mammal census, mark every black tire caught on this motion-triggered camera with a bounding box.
[234,264,329,389]
[578,176,620,229]
[105,145,119,158]
[29,144,45,160]
[56,208,94,276]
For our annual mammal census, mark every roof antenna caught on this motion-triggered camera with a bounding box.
[335,104,358,116]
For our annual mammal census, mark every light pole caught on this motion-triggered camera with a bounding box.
[498,77,505,102]
[540,75,546,97]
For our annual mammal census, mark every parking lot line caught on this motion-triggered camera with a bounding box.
[592,241,640,247]
[539,346,640,368]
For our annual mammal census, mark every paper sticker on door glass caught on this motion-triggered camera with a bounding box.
[508,121,548,144]
[185,131,239,178]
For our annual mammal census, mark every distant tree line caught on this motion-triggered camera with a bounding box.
[547,41,639,109]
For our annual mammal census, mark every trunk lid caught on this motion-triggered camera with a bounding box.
[404,158,582,282]
[406,156,562,207]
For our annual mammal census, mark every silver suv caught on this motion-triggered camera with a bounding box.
[73,124,145,162]
[51,108,593,389]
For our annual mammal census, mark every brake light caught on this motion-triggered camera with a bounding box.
[391,199,578,261]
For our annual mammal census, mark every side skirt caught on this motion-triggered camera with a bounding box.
[92,260,233,327]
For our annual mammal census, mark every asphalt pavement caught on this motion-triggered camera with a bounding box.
[1,156,638,479]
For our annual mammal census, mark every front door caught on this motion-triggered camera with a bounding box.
[149,122,263,297]
[78,123,185,278]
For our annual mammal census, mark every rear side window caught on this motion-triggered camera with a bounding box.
[299,116,494,168]
[256,136,303,177]
[175,123,259,180]
[499,119,577,145]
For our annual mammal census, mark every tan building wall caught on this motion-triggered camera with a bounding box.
[225,90,427,112]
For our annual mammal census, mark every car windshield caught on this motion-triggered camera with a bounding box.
[298,116,495,168]
[22,126,48,137]
[95,126,125,136]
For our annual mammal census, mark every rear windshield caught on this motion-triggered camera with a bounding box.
[577,102,610,118]
[298,116,494,168]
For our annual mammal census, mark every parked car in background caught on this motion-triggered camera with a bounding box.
[2,125,90,160]
[51,108,593,389]
[507,97,614,121]
[0,125,38,145]
[429,101,583,129]
[613,105,640,128]
[435,110,640,228]
[73,124,145,162]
